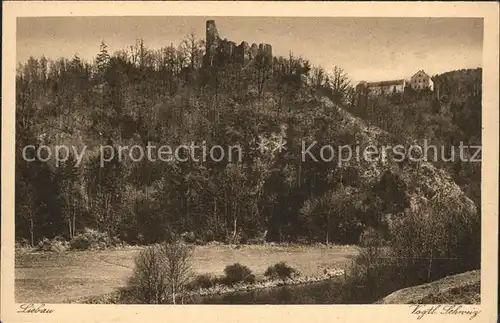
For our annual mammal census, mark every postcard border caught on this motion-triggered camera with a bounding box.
[2,2,498,323]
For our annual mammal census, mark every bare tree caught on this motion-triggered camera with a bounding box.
[128,39,153,69]
[130,244,170,304]
[180,33,204,71]
[161,240,194,304]
[309,66,327,88]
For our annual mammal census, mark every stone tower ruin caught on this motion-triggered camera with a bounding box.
[202,20,273,68]
[204,20,220,66]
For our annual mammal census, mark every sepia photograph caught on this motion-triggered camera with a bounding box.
[2,2,499,323]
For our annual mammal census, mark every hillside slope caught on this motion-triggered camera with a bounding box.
[376,270,480,304]
[315,94,477,218]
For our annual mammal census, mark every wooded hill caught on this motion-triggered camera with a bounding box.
[16,37,481,272]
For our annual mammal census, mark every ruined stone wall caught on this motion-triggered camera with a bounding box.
[203,20,273,68]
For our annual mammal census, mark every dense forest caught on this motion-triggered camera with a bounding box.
[15,35,481,256]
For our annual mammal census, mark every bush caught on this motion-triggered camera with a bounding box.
[188,274,219,290]
[239,231,249,244]
[222,263,255,285]
[224,232,242,245]
[37,237,52,251]
[247,236,266,245]
[112,236,122,245]
[15,238,30,249]
[35,237,68,252]
[51,240,68,252]
[53,235,65,242]
[69,228,123,250]
[264,262,298,280]
[245,273,256,284]
[70,234,91,250]
[201,229,218,243]
[296,236,310,244]
[180,231,196,244]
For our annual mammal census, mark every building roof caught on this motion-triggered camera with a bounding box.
[411,70,430,79]
[366,79,406,87]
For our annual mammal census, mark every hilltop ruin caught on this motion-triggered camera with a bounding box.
[203,20,273,68]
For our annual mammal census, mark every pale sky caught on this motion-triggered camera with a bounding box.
[17,17,483,83]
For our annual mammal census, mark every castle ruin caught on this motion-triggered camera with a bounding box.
[203,20,273,68]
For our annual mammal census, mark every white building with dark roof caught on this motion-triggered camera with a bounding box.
[358,70,434,95]
[410,70,434,91]
[364,79,406,95]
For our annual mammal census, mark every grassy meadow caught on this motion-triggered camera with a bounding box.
[15,244,358,303]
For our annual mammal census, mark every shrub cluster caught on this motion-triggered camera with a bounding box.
[69,228,125,251]
[24,228,126,252]
[264,262,298,280]
[187,261,301,292]
[36,236,69,252]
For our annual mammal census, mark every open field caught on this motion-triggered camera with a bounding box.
[15,244,359,303]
